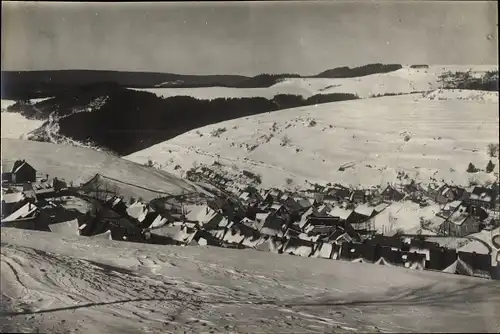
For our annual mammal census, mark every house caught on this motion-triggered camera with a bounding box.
[80,205,144,242]
[349,190,367,204]
[184,204,224,228]
[260,213,286,237]
[374,246,406,267]
[468,186,498,210]
[380,185,405,202]
[424,183,441,199]
[439,203,483,237]
[2,202,39,223]
[325,185,351,202]
[339,242,377,263]
[310,242,335,259]
[282,237,315,257]
[426,247,458,271]
[443,251,492,279]
[1,191,27,218]
[1,205,50,231]
[150,224,197,244]
[255,236,285,254]
[400,251,427,270]
[328,206,354,222]
[435,185,467,205]
[48,218,80,236]
[306,213,343,227]
[1,160,37,184]
[365,235,404,251]
[191,230,222,247]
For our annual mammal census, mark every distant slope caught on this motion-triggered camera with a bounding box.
[1,113,43,140]
[1,70,248,99]
[132,65,498,100]
[1,139,203,198]
[0,63,409,100]
[2,228,499,333]
[126,92,499,189]
[2,87,358,155]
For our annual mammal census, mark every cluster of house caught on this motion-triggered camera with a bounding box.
[1,159,499,280]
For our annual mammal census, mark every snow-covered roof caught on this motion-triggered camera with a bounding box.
[90,230,113,240]
[329,206,353,220]
[223,229,246,244]
[149,215,168,229]
[443,200,462,211]
[239,192,250,201]
[1,192,25,204]
[311,242,333,259]
[256,212,270,222]
[354,204,375,217]
[151,225,196,243]
[48,219,79,236]
[185,204,220,225]
[2,202,37,222]
[126,202,147,220]
[447,204,470,226]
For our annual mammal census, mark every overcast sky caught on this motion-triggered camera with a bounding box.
[2,1,498,75]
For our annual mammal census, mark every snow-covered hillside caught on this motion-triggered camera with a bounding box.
[126,92,499,189]
[1,139,204,199]
[1,113,44,139]
[131,65,497,100]
[2,228,499,333]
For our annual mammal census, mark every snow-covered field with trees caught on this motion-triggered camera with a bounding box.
[126,91,499,190]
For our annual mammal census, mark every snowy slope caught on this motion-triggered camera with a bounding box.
[2,228,500,333]
[1,113,44,139]
[1,139,204,198]
[131,65,497,100]
[126,92,499,189]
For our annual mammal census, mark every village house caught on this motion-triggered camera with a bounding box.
[1,191,28,218]
[340,242,378,263]
[380,185,405,202]
[439,203,484,237]
[423,182,441,200]
[426,247,458,271]
[435,185,467,205]
[1,160,37,184]
[467,186,498,210]
[282,237,316,257]
[349,189,367,205]
[443,251,493,279]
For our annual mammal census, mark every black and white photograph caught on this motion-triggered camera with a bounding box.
[1,1,499,332]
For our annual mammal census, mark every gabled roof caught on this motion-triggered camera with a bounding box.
[470,186,497,203]
[2,202,38,222]
[2,160,32,174]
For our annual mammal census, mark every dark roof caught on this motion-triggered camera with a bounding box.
[366,235,404,249]
[426,247,458,270]
[409,239,441,250]
[470,186,498,203]
[261,213,286,231]
[346,211,372,224]
[306,215,343,226]
[340,242,378,262]
[458,251,492,272]
[380,185,405,201]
